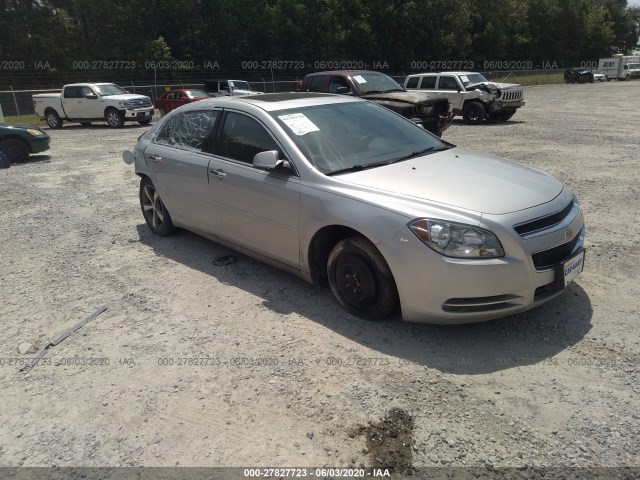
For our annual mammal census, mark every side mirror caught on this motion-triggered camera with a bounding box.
[85,93,98,100]
[253,150,283,170]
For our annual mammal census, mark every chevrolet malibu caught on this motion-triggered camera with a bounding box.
[122,93,585,324]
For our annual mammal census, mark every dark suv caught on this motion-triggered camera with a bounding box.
[564,68,595,84]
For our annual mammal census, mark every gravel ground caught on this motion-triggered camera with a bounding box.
[1,82,639,477]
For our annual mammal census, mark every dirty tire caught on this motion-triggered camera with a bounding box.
[0,138,29,163]
[106,108,125,128]
[327,236,398,320]
[463,102,486,125]
[46,110,63,129]
[138,119,152,126]
[139,176,175,236]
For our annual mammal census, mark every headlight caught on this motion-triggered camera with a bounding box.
[119,101,133,108]
[419,104,434,115]
[27,128,44,137]
[408,219,504,258]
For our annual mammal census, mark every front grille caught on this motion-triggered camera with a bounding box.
[501,90,522,102]
[531,231,581,270]
[129,98,152,108]
[514,200,574,236]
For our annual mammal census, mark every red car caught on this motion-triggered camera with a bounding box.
[154,89,209,116]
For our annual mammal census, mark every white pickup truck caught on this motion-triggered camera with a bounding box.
[33,83,154,128]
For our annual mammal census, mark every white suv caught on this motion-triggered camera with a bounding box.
[404,72,525,124]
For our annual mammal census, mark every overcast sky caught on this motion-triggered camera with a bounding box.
[629,0,640,7]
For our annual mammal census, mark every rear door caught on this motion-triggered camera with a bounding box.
[61,86,83,118]
[142,109,221,230]
[434,75,463,109]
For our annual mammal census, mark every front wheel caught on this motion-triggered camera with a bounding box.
[462,102,486,124]
[0,138,29,163]
[106,109,125,128]
[139,177,175,236]
[46,110,63,129]
[327,237,398,320]
[138,119,152,126]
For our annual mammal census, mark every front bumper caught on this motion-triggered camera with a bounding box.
[419,112,454,136]
[29,135,51,154]
[124,108,154,120]
[381,190,585,324]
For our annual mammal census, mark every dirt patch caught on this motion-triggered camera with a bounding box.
[351,408,414,472]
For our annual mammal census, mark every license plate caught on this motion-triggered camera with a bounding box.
[563,250,585,287]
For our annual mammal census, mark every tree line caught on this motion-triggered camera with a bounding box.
[1,0,639,79]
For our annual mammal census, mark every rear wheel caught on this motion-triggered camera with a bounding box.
[0,138,29,163]
[327,237,398,320]
[106,108,125,128]
[462,101,485,124]
[46,110,63,129]
[139,177,175,236]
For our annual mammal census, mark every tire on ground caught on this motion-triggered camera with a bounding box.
[139,176,175,236]
[0,138,30,163]
[327,236,399,320]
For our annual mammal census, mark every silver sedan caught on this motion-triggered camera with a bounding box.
[123,93,585,324]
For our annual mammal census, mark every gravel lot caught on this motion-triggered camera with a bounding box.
[1,82,639,476]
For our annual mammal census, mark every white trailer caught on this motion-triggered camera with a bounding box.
[598,55,640,80]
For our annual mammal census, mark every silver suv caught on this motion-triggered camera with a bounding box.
[404,72,525,124]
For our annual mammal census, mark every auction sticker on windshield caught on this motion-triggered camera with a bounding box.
[352,75,367,84]
[278,113,320,136]
[563,250,585,287]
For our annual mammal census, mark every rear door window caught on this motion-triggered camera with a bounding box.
[154,111,219,151]
[419,76,437,89]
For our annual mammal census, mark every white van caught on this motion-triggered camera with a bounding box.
[598,55,640,80]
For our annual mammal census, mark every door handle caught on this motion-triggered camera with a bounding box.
[149,154,162,162]
[210,168,227,179]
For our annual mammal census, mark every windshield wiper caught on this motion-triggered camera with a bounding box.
[326,145,452,176]
[326,164,379,176]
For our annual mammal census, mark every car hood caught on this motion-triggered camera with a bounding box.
[103,94,151,102]
[467,82,521,92]
[362,91,441,105]
[231,89,264,95]
[0,123,47,136]
[337,147,563,215]
[0,123,43,131]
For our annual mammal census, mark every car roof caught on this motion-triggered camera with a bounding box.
[66,83,116,87]
[161,88,203,94]
[176,92,362,113]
